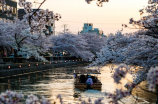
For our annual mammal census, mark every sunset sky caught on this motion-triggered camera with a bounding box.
[18,0,148,35]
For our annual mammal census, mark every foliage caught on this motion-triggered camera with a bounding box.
[122,1,158,39]
[18,0,61,33]
[0,90,23,104]
[0,0,60,61]
[50,33,94,61]
[89,29,158,102]
[0,18,50,61]
[79,33,106,55]
[0,90,105,104]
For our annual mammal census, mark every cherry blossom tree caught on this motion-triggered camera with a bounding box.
[0,0,61,61]
[85,0,158,103]
[18,0,61,33]
[89,30,158,103]
[0,0,61,34]
[79,33,106,55]
[50,33,94,61]
[122,0,158,39]
[0,18,50,61]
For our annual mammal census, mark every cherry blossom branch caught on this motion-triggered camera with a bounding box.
[85,0,109,7]
[31,0,46,17]
[29,0,46,26]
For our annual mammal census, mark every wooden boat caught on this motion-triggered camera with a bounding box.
[74,69,102,90]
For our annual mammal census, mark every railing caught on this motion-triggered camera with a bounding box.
[0,56,82,63]
[0,58,85,70]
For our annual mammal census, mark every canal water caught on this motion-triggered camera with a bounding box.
[0,64,156,104]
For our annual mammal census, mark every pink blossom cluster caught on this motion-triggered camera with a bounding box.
[0,90,23,104]
[18,0,26,7]
[79,97,103,104]
[93,98,103,104]
[26,94,40,104]
[26,94,51,104]
[147,67,158,92]
[0,90,106,104]
[41,96,51,104]
[112,64,129,84]
[105,89,131,104]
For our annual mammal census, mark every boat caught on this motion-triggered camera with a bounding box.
[74,69,102,90]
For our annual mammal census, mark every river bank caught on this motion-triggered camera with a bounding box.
[0,60,89,78]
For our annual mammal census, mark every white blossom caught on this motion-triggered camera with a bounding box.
[50,32,95,61]
[147,67,158,92]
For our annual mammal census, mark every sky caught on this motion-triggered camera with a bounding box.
[18,0,149,35]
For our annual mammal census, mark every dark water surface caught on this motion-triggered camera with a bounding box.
[0,64,156,104]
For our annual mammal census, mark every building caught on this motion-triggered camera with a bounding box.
[0,0,17,20]
[18,9,55,35]
[80,23,105,37]
[81,23,93,33]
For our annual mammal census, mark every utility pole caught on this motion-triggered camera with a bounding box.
[34,0,39,8]
[62,24,68,34]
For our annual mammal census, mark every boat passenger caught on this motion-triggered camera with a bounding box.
[86,75,93,89]
[80,74,86,83]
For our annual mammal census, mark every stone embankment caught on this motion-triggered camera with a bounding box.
[0,60,89,78]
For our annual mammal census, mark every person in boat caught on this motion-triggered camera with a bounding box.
[86,75,93,89]
[79,74,86,83]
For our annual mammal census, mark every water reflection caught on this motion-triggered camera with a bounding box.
[0,65,157,103]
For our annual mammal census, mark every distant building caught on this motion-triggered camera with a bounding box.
[0,0,17,20]
[80,23,105,37]
[81,23,93,33]
[18,9,55,35]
